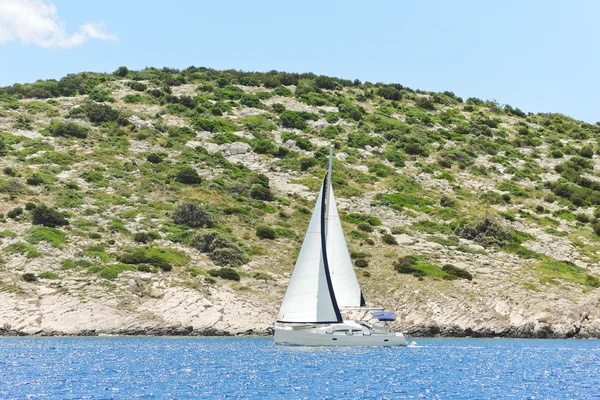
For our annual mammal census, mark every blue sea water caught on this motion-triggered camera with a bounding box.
[0,337,598,399]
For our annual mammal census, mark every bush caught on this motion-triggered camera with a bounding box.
[393,255,425,277]
[147,153,163,164]
[354,259,369,268]
[208,267,240,281]
[172,203,215,228]
[78,103,120,124]
[22,273,37,282]
[7,207,23,219]
[48,120,88,138]
[114,66,129,77]
[377,86,402,101]
[299,158,317,171]
[273,86,293,97]
[442,264,473,280]
[578,146,594,159]
[210,247,249,268]
[256,226,276,239]
[280,111,307,130]
[454,217,512,248]
[440,196,456,207]
[352,222,372,233]
[31,205,68,227]
[415,97,435,110]
[381,233,398,245]
[592,220,600,236]
[134,232,152,243]
[127,81,147,92]
[118,250,172,271]
[252,139,277,155]
[438,148,475,169]
[190,230,248,267]
[175,167,201,184]
[250,184,274,201]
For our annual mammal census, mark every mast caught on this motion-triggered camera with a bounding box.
[325,145,334,265]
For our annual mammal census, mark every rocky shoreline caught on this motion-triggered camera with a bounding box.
[2,323,598,339]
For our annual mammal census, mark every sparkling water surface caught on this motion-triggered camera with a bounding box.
[0,337,598,399]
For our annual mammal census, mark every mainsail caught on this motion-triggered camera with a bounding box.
[326,183,363,308]
[276,176,341,323]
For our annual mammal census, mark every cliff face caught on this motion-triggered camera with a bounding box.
[0,68,599,337]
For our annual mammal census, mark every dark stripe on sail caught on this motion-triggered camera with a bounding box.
[320,173,343,323]
[360,292,366,307]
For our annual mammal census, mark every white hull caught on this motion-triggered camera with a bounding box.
[274,321,408,347]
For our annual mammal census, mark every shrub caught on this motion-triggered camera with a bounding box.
[147,153,163,164]
[137,264,152,273]
[357,223,374,232]
[393,255,425,277]
[210,247,249,268]
[299,158,317,171]
[454,217,511,248]
[7,207,23,219]
[381,233,398,245]
[208,267,240,281]
[48,120,88,138]
[440,196,456,207]
[134,232,152,243]
[127,81,147,92]
[354,259,369,268]
[592,220,600,236]
[342,213,382,226]
[172,203,215,228]
[22,273,37,282]
[377,86,403,101]
[256,226,276,239]
[114,66,129,77]
[585,275,600,288]
[31,205,68,227]
[442,264,473,280]
[578,146,594,159]
[148,255,172,271]
[250,184,274,201]
[575,213,591,224]
[78,103,120,124]
[438,147,475,169]
[415,96,435,110]
[280,111,307,130]
[273,86,293,97]
[25,202,37,210]
[175,167,201,184]
[190,230,248,267]
[252,139,277,155]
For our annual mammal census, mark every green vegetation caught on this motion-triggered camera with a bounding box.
[2,65,600,318]
[27,226,66,248]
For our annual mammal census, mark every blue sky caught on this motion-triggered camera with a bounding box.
[0,0,598,122]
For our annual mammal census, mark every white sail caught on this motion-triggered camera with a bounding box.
[276,180,341,323]
[326,183,362,307]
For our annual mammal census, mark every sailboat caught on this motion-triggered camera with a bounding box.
[274,146,408,346]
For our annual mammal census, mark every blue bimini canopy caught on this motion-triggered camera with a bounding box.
[372,311,396,322]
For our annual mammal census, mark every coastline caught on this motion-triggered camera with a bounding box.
[2,324,599,339]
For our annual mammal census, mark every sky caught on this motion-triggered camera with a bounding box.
[0,0,598,123]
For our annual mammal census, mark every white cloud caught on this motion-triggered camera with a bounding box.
[0,0,118,48]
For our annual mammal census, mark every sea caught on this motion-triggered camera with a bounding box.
[0,337,598,399]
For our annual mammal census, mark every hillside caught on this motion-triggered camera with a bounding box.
[0,66,599,338]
